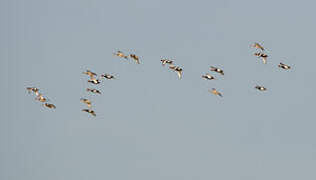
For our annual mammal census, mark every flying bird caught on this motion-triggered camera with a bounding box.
[130,54,140,64]
[26,87,40,96]
[252,42,265,51]
[88,78,101,84]
[86,88,101,94]
[43,103,56,109]
[35,94,48,102]
[210,66,224,75]
[202,73,215,80]
[278,62,291,70]
[101,73,115,79]
[113,51,128,59]
[254,52,268,64]
[82,70,97,79]
[80,98,92,108]
[255,85,267,91]
[160,59,173,66]
[82,109,96,116]
[208,88,223,97]
[169,65,183,79]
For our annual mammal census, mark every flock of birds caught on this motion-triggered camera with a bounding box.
[26,42,292,116]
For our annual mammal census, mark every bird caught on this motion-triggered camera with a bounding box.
[208,88,223,97]
[101,73,115,79]
[113,51,128,59]
[82,109,96,116]
[43,103,56,109]
[88,78,101,84]
[278,62,291,70]
[82,70,97,79]
[26,87,40,96]
[160,59,173,66]
[252,42,265,51]
[169,65,183,79]
[130,54,140,64]
[255,85,267,91]
[254,52,268,64]
[210,66,224,75]
[35,94,48,102]
[86,88,101,94]
[202,73,215,80]
[80,98,92,108]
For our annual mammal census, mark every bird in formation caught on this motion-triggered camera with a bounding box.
[202,73,215,80]
[252,42,265,51]
[86,88,101,94]
[255,85,267,91]
[160,59,173,66]
[130,54,140,64]
[210,66,224,75]
[43,103,56,109]
[169,65,183,79]
[80,98,92,108]
[209,88,223,97]
[27,87,56,109]
[254,52,268,64]
[82,109,96,116]
[101,73,115,79]
[278,62,291,70]
[113,50,128,59]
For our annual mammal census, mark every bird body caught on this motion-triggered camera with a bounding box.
[169,65,183,79]
[255,85,267,91]
[254,52,268,64]
[202,73,215,80]
[114,51,128,59]
[88,79,101,84]
[130,54,140,64]
[160,59,173,66]
[252,42,265,51]
[210,66,224,75]
[86,88,101,94]
[82,109,96,116]
[101,73,115,79]
[278,62,291,70]
[80,98,92,108]
[83,70,97,79]
[209,88,222,97]
[43,103,56,109]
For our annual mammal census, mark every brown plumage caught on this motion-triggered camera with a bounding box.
[101,73,115,79]
[255,85,267,91]
[80,98,92,108]
[252,42,265,51]
[202,73,215,80]
[43,103,56,109]
[254,52,268,64]
[208,88,222,97]
[35,94,48,102]
[278,62,291,70]
[82,70,97,79]
[113,51,128,59]
[169,65,183,79]
[210,66,224,75]
[88,79,101,84]
[82,109,96,116]
[130,54,140,64]
[160,59,173,66]
[86,88,101,94]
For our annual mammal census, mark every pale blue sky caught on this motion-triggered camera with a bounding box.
[1,0,316,179]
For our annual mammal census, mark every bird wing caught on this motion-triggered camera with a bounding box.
[177,71,182,79]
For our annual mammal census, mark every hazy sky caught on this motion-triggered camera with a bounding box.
[1,0,316,179]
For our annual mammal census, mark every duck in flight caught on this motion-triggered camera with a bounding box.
[254,52,268,64]
[113,51,128,59]
[101,73,115,79]
[255,85,267,91]
[83,70,97,79]
[278,62,291,70]
[209,88,223,97]
[86,88,101,94]
[210,66,224,75]
[43,103,56,109]
[169,65,183,79]
[130,54,140,64]
[80,98,92,108]
[82,109,96,116]
[160,59,173,66]
[252,42,265,51]
[202,73,215,80]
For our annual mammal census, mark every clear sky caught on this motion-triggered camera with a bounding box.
[1,0,316,179]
